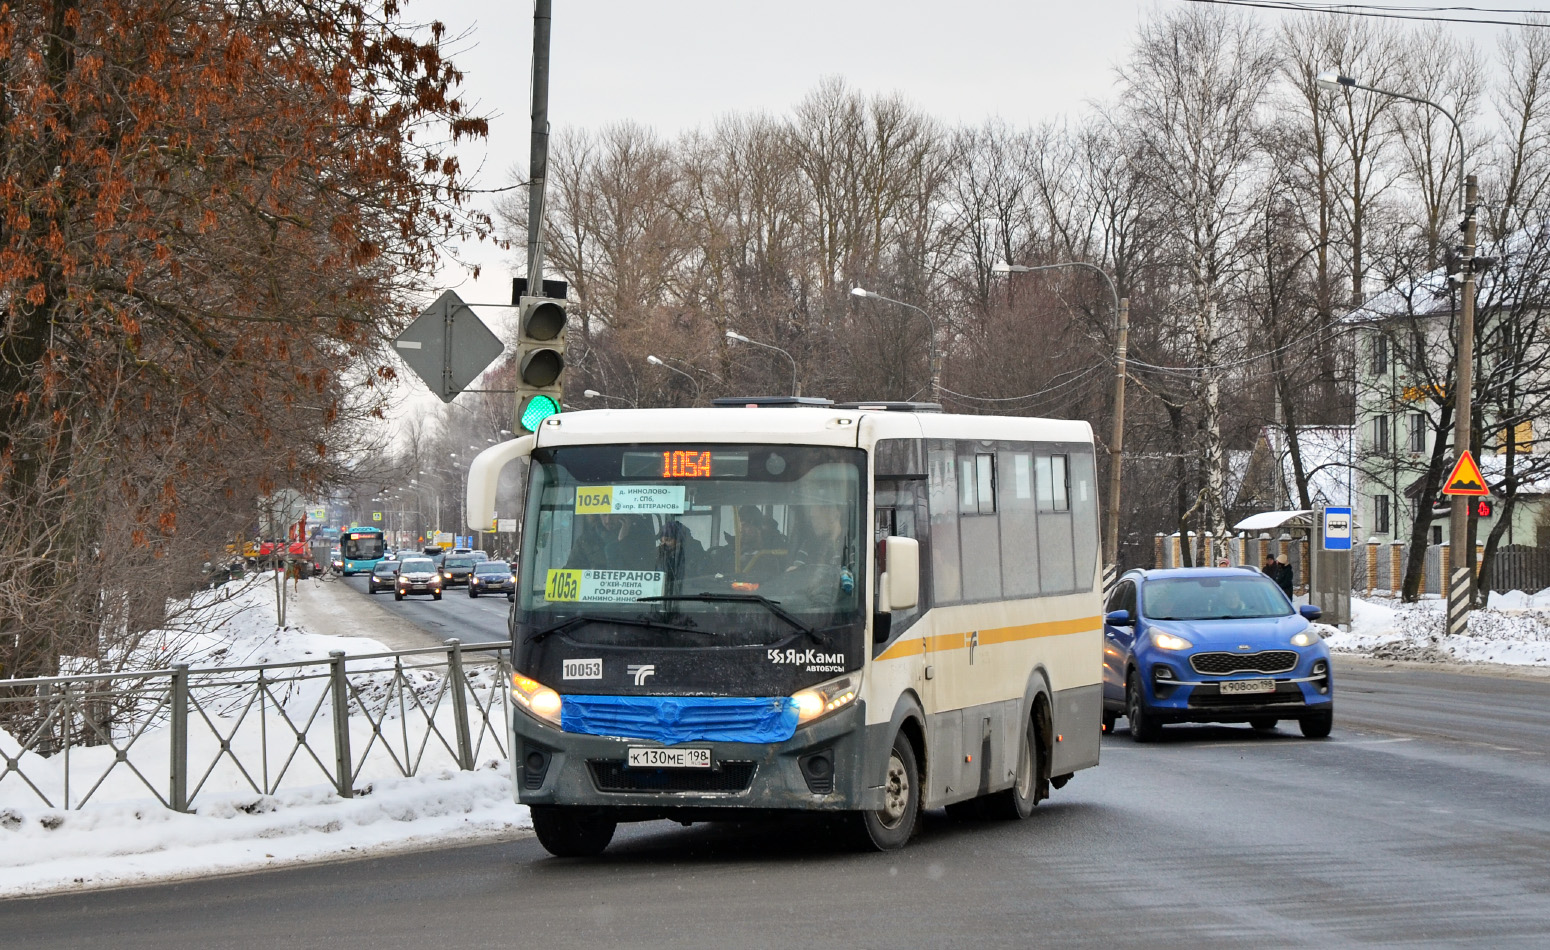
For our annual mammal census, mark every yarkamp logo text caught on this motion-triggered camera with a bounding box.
[768,649,845,672]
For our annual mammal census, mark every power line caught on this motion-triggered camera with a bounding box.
[1183,0,1550,27]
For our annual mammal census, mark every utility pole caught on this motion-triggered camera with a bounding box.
[1448,174,1479,635]
[524,0,551,290]
[1105,298,1130,587]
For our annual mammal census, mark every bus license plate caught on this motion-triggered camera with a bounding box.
[628,747,711,769]
[1220,679,1275,695]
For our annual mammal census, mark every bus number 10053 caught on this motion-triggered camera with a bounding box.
[661,450,713,478]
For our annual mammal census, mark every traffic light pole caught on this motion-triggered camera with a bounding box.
[1448,174,1478,636]
[525,0,551,289]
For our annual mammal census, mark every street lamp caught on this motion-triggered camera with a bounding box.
[850,287,939,402]
[991,260,1130,585]
[726,329,800,397]
[647,354,701,403]
[1319,69,1477,627]
[583,388,633,406]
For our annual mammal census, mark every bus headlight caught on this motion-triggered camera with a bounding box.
[1291,629,1322,647]
[791,671,863,725]
[510,673,563,726]
[1150,631,1193,651]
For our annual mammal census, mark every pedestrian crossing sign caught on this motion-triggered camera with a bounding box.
[1442,451,1489,496]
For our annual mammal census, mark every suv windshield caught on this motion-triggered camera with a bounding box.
[399,559,434,574]
[1143,575,1293,621]
[372,562,399,576]
[475,561,510,574]
[444,558,474,570]
[518,444,866,645]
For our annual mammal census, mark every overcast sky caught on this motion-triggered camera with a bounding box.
[413,0,1177,310]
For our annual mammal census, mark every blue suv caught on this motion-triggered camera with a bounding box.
[1102,567,1333,741]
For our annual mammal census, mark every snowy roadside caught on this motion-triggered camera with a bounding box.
[1,578,529,900]
[1322,591,1550,668]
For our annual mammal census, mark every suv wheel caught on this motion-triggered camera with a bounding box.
[1127,675,1162,743]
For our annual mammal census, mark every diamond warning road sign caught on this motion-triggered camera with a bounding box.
[394,290,504,403]
[1443,450,1489,496]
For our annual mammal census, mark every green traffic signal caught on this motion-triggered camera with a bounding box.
[520,393,561,431]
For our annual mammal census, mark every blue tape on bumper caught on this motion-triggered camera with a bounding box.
[561,695,799,744]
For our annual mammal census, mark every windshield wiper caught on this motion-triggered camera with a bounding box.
[526,614,714,643]
[638,593,819,643]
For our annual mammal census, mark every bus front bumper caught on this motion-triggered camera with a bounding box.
[510,701,877,815]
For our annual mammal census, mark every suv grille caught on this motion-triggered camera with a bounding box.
[588,759,756,793]
[1191,651,1298,675]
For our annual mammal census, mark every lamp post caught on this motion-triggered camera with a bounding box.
[726,330,800,397]
[992,261,1129,585]
[1318,70,1477,626]
[647,354,701,404]
[849,287,939,402]
[583,388,634,407]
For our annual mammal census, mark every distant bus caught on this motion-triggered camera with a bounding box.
[468,401,1104,856]
[339,526,386,574]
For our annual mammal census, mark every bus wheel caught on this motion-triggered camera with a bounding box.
[1299,710,1333,738]
[986,710,1046,820]
[531,806,616,858]
[855,732,920,851]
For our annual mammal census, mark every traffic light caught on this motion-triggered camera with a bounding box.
[515,294,567,432]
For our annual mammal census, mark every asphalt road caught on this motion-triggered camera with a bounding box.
[8,641,1550,948]
[341,572,512,646]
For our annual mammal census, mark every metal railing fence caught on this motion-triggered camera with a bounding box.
[0,639,509,812]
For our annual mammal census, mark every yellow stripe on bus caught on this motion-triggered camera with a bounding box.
[874,616,1100,663]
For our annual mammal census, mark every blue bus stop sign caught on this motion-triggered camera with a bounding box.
[1322,507,1353,551]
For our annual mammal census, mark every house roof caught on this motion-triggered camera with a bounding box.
[1342,222,1550,324]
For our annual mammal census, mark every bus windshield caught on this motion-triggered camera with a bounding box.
[518,444,866,643]
[341,531,384,561]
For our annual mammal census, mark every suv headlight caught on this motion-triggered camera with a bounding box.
[510,672,563,726]
[791,671,862,724]
[1291,629,1322,647]
[1151,631,1193,651]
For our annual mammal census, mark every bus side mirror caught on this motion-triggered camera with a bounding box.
[880,537,919,611]
[466,436,535,531]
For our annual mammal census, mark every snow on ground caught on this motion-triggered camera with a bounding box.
[1323,591,1550,666]
[1,576,529,899]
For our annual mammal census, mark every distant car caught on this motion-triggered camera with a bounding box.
[1102,567,1333,741]
[430,551,447,569]
[367,560,401,594]
[468,560,513,598]
[394,557,442,601]
[440,556,475,587]
[330,548,344,573]
[470,550,490,563]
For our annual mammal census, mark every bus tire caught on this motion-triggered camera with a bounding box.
[531,806,616,858]
[1127,675,1162,743]
[854,732,920,851]
[986,710,1045,820]
[1299,709,1333,738]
